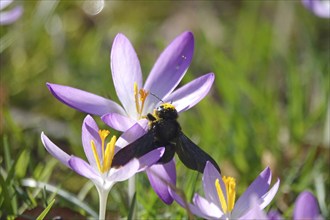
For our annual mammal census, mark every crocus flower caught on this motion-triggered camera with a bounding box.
[47,31,215,204]
[41,115,164,219]
[302,0,330,18]
[293,191,324,220]
[267,210,284,220]
[46,31,214,131]
[170,162,280,219]
[0,0,23,25]
[244,191,323,220]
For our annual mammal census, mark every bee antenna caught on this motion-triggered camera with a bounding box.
[150,92,164,103]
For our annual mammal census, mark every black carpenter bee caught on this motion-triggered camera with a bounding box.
[111,103,220,173]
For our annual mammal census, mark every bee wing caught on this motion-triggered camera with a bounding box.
[175,132,221,173]
[111,131,156,168]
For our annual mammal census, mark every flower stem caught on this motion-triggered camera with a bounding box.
[128,176,136,217]
[96,186,109,220]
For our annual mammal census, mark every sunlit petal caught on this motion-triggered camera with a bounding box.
[164,73,215,113]
[234,167,272,217]
[193,194,222,218]
[108,158,140,182]
[47,83,125,116]
[137,147,165,171]
[111,33,143,118]
[115,121,147,151]
[82,115,102,169]
[0,6,22,25]
[68,156,102,182]
[202,161,223,207]
[41,132,71,167]
[146,160,176,204]
[238,195,268,220]
[259,178,280,210]
[143,31,194,113]
[302,0,330,18]
[101,112,137,132]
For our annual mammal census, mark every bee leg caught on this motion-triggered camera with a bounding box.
[147,113,157,121]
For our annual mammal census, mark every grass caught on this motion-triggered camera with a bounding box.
[1,1,329,219]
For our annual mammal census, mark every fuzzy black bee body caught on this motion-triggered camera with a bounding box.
[111,103,220,173]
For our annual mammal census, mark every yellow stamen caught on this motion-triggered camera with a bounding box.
[139,89,149,117]
[102,136,116,172]
[98,130,110,160]
[223,176,236,212]
[215,178,228,214]
[90,129,117,174]
[91,140,102,172]
[215,176,236,214]
[133,82,149,118]
[134,82,140,116]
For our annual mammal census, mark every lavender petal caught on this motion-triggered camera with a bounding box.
[146,160,176,204]
[110,33,143,118]
[234,167,272,217]
[101,112,136,132]
[143,32,194,113]
[68,156,102,182]
[164,73,215,113]
[293,191,323,220]
[46,83,125,116]
[41,132,71,167]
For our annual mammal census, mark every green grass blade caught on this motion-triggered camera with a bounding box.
[36,198,55,220]
[127,192,136,220]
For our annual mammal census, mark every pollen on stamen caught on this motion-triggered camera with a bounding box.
[98,129,110,140]
[91,140,102,173]
[222,176,236,212]
[102,135,116,173]
[215,178,228,214]
[139,89,149,102]
[133,82,149,118]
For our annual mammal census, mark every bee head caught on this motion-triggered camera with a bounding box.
[156,103,178,119]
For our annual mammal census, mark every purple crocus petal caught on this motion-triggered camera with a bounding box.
[259,178,280,210]
[302,0,330,18]
[293,191,323,220]
[41,132,71,167]
[268,210,284,220]
[192,193,222,218]
[101,112,136,132]
[46,83,125,116]
[164,73,215,113]
[146,160,176,204]
[0,0,13,10]
[169,188,209,218]
[143,32,194,113]
[82,115,102,169]
[168,187,187,208]
[111,33,143,118]
[115,122,147,151]
[108,158,140,182]
[68,156,102,182]
[0,6,23,25]
[239,194,268,220]
[202,161,223,207]
[234,167,272,218]
[137,147,165,171]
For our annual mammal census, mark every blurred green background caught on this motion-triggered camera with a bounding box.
[1,0,329,219]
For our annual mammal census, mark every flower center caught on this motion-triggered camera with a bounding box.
[134,82,149,119]
[215,176,236,214]
[91,129,117,173]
